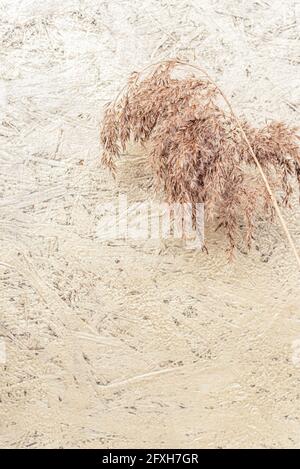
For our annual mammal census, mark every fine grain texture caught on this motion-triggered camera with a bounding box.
[0,0,300,449]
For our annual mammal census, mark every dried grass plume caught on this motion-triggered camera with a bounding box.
[100,59,300,264]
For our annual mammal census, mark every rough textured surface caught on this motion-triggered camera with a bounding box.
[0,0,300,449]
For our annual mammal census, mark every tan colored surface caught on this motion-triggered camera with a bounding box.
[0,0,300,448]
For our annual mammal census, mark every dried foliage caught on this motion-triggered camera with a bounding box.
[100,60,300,256]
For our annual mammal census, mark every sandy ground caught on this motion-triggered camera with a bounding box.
[0,0,300,449]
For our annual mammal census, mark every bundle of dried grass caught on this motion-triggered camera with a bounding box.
[100,59,300,262]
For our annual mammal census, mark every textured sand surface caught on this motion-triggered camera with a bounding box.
[0,0,300,448]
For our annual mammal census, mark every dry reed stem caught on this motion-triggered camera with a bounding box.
[100,59,300,266]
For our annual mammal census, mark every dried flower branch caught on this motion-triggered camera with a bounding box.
[100,59,300,265]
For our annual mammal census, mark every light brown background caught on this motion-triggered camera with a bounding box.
[0,0,300,448]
